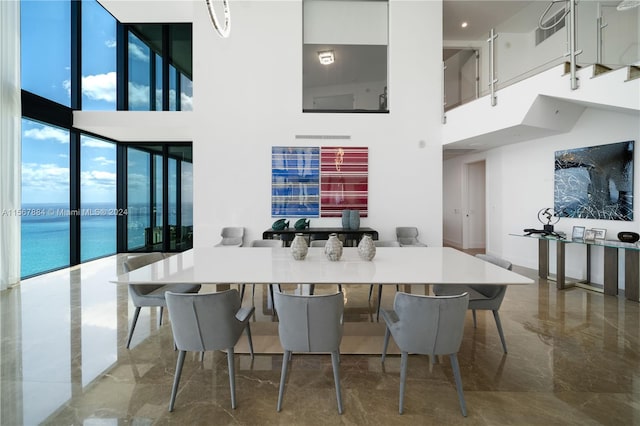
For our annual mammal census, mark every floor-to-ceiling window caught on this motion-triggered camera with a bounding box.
[20,119,71,278]
[80,135,117,262]
[20,0,193,278]
[21,0,70,107]
[81,0,117,110]
[122,23,192,111]
[124,144,192,252]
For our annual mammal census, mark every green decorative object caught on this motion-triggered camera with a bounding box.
[294,218,310,230]
[272,219,289,231]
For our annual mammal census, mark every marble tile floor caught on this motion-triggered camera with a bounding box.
[1,253,639,425]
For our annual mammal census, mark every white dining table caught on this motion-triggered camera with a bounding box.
[112,247,532,354]
[112,246,532,287]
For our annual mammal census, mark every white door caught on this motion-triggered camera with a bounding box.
[463,161,486,250]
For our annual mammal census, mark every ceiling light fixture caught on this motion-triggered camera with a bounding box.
[205,0,231,38]
[461,22,468,28]
[318,50,335,65]
[617,0,640,10]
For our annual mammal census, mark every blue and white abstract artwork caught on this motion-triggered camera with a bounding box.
[272,146,320,217]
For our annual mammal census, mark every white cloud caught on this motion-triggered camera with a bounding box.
[181,92,193,111]
[22,163,70,193]
[82,138,114,149]
[93,156,116,166]
[129,42,149,62]
[24,126,69,144]
[128,82,150,108]
[82,72,117,103]
[105,39,116,48]
[62,79,71,97]
[81,170,116,190]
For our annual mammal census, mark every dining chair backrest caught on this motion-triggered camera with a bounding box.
[250,239,283,248]
[274,292,344,353]
[472,254,512,299]
[123,252,166,295]
[216,227,244,247]
[165,290,245,352]
[391,292,468,356]
[395,227,426,246]
[123,252,166,273]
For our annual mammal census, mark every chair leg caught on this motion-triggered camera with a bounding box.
[277,350,291,412]
[449,353,467,417]
[493,310,508,353]
[168,350,186,412]
[338,284,342,292]
[245,323,255,359]
[269,284,276,316]
[381,327,391,363]
[376,284,383,322]
[227,348,237,409]
[331,351,344,414]
[158,306,164,327]
[368,284,374,301]
[399,351,408,414]
[472,309,477,328]
[240,284,246,301]
[126,307,141,349]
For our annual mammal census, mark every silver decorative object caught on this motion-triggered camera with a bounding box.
[357,234,376,261]
[324,233,343,261]
[291,233,308,261]
[205,0,231,38]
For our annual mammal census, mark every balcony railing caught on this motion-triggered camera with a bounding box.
[443,1,640,114]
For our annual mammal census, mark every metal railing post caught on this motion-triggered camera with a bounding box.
[487,28,498,106]
[442,61,447,124]
[568,0,582,90]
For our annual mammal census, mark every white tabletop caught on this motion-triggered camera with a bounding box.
[113,247,533,286]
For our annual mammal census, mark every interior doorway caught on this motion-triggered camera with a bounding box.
[462,160,486,250]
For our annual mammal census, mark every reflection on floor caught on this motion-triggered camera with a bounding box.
[1,253,639,425]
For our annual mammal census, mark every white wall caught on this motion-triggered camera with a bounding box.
[192,0,444,246]
[444,107,640,288]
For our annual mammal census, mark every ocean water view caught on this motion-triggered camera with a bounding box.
[20,202,117,278]
[19,202,191,278]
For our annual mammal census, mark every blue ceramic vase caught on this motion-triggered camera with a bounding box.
[349,210,360,230]
[342,210,350,228]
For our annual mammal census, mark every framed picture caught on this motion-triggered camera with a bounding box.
[572,226,585,240]
[584,229,596,241]
[592,228,607,240]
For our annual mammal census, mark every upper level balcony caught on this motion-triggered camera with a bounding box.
[442,0,639,156]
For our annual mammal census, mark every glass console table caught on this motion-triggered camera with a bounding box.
[512,234,640,302]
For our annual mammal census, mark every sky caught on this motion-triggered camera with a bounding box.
[21,0,117,205]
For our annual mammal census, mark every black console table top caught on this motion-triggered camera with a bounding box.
[263,227,378,243]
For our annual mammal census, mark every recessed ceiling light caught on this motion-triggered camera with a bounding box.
[318,50,335,65]
[461,22,468,28]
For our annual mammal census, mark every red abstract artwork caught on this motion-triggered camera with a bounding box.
[320,147,368,217]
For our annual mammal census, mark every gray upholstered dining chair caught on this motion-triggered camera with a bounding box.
[381,292,469,416]
[165,289,254,411]
[368,240,401,321]
[274,291,345,414]
[240,239,283,303]
[215,227,244,247]
[123,253,201,349]
[395,227,427,247]
[432,253,512,353]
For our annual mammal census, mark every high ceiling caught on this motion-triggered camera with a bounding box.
[443,0,536,41]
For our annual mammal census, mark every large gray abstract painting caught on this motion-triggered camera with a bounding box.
[555,141,634,221]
